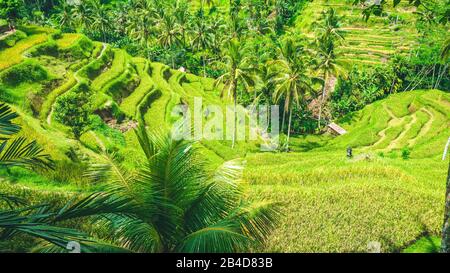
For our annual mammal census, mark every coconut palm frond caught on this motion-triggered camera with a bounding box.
[93,214,162,253]
[0,137,54,170]
[0,192,28,209]
[181,200,280,253]
[0,103,20,139]
[33,239,133,253]
[134,125,160,160]
[0,209,91,249]
[52,191,136,222]
[228,200,281,244]
[177,220,250,253]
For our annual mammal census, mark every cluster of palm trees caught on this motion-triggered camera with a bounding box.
[53,0,272,58]
[50,0,344,149]
[0,103,280,253]
[49,0,344,149]
[215,8,345,149]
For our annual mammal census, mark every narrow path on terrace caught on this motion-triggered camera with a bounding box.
[369,104,398,149]
[407,107,434,147]
[387,111,417,150]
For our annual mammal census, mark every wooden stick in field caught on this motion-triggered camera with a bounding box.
[442,137,450,253]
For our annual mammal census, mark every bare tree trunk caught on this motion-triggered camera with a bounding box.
[232,90,237,149]
[231,79,237,149]
[286,107,292,150]
[442,159,450,253]
[318,72,327,129]
[203,56,206,78]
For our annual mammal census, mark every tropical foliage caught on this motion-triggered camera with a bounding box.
[0,0,449,254]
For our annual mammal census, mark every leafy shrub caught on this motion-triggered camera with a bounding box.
[0,29,26,48]
[50,30,62,40]
[0,59,49,85]
[401,147,411,160]
[29,40,59,56]
[54,81,92,139]
[61,35,94,60]
[331,66,400,118]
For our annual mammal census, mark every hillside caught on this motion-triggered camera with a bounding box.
[0,0,450,253]
[294,0,419,67]
[245,89,449,252]
[0,26,260,172]
[2,26,448,253]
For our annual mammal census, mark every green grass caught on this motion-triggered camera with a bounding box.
[120,58,155,118]
[0,33,48,70]
[293,0,419,67]
[55,33,82,49]
[91,49,127,91]
[0,26,448,253]
[402,236,441,253]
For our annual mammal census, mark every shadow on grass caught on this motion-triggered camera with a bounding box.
[295,141,327,152]
[337,111,359,125]
[398,217,441,253]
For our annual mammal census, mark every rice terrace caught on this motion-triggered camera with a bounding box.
[0,0,449,255]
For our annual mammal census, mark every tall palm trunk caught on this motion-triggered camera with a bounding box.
[232,84,237,149]
[318,71,327,129]
[442,160,450,253]
[286,106,293,150]
[203,55,206,78]
[281,108,286,133]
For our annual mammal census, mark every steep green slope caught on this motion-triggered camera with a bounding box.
[245,89,449,252]
[294,0,418,67]
[1,25,448,253]
[0,27,259,171]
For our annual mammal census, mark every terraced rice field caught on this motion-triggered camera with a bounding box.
[0,29,253,162]
[294,0,418,67]
[245,89,449,252]
[1,27,448,253]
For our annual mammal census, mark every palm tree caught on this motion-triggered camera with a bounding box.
[255,63,276,104]
[270,38,314,150]
[315,38,345,129]
[190,10,216,77]
[208,14,226,54]
[314,8,345,43]
[314,8,345,129]
[173,0,191,48]
[73,0,93,29]
[215,39,255,148]
[90,0,111,42]
[190,11,214,52]
[54,2,76,31]
[0,103,132,252]
[125,0,157,61]
[79,126,280,252]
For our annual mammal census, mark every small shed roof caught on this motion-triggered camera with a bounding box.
[328,122,347,135]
